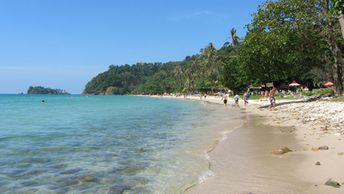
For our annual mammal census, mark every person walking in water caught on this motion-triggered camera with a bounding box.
[234,94,240,106]
[222,92,228,107]
[269,86,277,111]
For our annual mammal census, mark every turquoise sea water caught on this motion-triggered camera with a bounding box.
[0,95,227,194]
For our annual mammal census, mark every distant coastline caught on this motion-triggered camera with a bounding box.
[27,86,70,95]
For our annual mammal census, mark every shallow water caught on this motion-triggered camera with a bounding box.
[0,95,238,194]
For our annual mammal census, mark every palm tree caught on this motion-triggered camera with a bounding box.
[173,64,184,92]
[200,43,221,91]
[230,28,239,47]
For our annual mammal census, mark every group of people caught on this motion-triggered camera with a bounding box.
[221,89,252,107]
[221,86,277,110]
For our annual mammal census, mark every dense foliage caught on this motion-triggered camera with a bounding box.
[84,43,239,95]
[239,0,344,95]
[240,0,329,84]
[84,0,344,95]
[27,86,69,95]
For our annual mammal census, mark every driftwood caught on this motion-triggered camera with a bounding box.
[259,94,331,109]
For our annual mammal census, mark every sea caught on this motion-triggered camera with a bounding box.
[0,95,240,194]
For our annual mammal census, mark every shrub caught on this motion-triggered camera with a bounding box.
[302,88,334,96]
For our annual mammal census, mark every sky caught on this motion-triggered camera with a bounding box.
[0,0,266,94]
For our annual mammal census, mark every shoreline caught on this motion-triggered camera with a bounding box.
[145,94,344,193]
[182,122,245,194]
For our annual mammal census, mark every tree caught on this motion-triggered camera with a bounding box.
[197,43,221,91]
[240,0,325,83]
[230,28,239,48]
[323,0,344,95]
[332,0,344,38]
[240,0,343,95]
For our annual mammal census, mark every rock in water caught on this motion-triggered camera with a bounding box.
[315,161,321,165]
[79,175,97,182]
[325,179,341,188]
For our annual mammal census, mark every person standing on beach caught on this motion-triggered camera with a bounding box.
[243,89,251,106]
[222,93,228,107]
[269,86,277,111]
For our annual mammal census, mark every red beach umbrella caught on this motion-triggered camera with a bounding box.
[324,81,334,87]
[289,81,300,87]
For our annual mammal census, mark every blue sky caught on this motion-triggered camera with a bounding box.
[0,0,265,94]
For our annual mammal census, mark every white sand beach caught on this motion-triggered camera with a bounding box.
[148,94,344,193]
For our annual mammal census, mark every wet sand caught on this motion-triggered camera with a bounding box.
[189,114,310,194]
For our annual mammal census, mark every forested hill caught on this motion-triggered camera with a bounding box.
[84,0,344,96]
[83,62,184,95]
[83,43,243,95]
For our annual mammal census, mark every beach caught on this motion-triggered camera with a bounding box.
[2,0,343,193]
[249,100,344,194]
[1,94,344,193]
[153,95,344,193]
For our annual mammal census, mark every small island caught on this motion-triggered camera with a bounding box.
[27,86,70,95]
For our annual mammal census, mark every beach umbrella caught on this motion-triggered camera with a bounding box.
[289,81,300,87]
[324,81,334,87]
